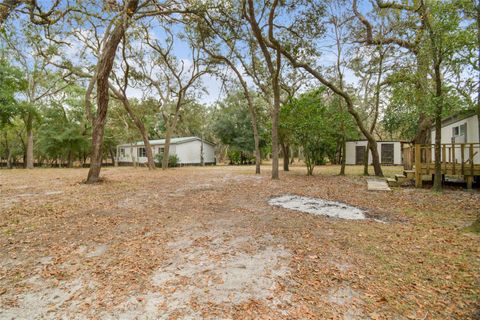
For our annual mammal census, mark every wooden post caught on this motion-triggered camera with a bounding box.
[452,143,456,175]
[442,144,446,173]
[470,143,474,176]
[426,145,431,175]
[466,176,473,190]
[415,144,422,188]
[461,144,465,175]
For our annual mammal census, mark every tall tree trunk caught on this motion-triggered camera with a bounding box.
[281,141,289,171]
[271,99,280,179]
[477,3,480,143]
[109,147,116,166]
[252,122,261,174]
[86,0,139,183]
[339,130,346,175]
[67,147,73,168]
[162,126,174,169]
[6,149,12,169]
[200,136,204,166]
[412,51,432,144]
[364,142,370,176]
[130,145,137,167]
[245,0,280,179]
[4,132,12,169]
[432,61,443,192]
[26,112,34,169]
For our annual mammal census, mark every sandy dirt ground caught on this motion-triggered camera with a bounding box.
[0,165,479,319]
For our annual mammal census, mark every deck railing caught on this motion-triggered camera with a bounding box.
[414,143,480,188]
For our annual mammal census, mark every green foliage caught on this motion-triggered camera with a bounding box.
[155,153,179,167]
[212,90,269,161]
[281,88,357,175]
[226,149,255,165]
[0,58,26,127]
[35,86,90,165]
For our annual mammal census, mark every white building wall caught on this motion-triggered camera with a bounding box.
[174,140,215,164]
[431,115,480,164]
[175,141,201,164]
[203,143,216,163]
[117,139,215,165]
[345,141,402,165]
[345,141,370,165]
[431,115,479,144]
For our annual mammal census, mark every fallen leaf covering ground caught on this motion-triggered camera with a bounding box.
[0,165,479,319]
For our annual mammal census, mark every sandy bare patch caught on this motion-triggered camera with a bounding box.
[269,195,367,220]
[106,224,292,319]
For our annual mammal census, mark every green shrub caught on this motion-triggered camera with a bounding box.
[227,149,255,165]
[154,153,180,167]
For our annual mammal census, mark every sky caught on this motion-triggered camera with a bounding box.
[2,0,395,107]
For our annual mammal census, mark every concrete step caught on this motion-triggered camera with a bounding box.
[395,174,407,183]
[367,179,391,191]
[403,170,415,180]
[386,178,398,187]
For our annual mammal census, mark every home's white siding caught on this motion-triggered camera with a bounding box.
[431,114,480,164]
[117,138,215,165]
[345,141,403,165]
[431,114,479,144]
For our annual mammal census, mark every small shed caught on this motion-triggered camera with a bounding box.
[117,136,216,166]
[345,140,405,165]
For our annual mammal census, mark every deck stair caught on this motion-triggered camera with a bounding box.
[404,170,415,180]
[386,178,397,187]
[386,171,415,187]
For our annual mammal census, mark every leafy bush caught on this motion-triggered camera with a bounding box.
[155,153,179,167]
[227,149,255,165]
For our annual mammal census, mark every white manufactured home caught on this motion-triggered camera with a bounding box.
[430,110,480,164]
[345,140,405,165]
[117,136,216,166]
[431,111,479,144]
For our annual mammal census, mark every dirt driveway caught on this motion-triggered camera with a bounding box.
[0,166,479,319]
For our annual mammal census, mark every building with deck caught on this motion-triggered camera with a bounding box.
[345,140,405,166]
[415,110,479,188]
[117,136,216,166]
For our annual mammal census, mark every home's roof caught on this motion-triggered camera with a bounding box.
[432,109,478,130]
[118,136,215,147]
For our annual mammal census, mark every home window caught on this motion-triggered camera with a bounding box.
[120,148,125,157]
[453,124,466,137]
[138,147,147,157]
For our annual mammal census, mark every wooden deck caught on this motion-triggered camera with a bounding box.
[415,143,480,189]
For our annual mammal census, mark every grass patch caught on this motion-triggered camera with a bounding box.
[464,218,480,234]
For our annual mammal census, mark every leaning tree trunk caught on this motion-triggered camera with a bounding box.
[86,0,139,183]
[270,43,383,177]
[121,97,155,169]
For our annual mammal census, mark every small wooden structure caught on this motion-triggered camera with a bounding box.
[414,143,480,189]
